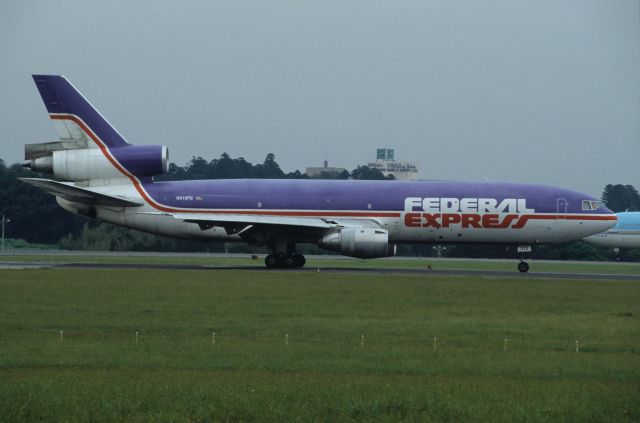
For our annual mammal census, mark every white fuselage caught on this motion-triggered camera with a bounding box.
[57,180,617,246]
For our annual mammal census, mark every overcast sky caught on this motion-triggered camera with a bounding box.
[1,1,638,195]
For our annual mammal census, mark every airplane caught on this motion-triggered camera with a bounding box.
[583,212,640,248]
[20,75,617,272]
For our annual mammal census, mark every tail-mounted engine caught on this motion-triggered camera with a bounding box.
[25,142,168,181]
[319,227,396,259]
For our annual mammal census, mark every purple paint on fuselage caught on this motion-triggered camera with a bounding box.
[143,179,609,214]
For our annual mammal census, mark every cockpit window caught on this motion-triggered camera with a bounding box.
[582,200,601,211]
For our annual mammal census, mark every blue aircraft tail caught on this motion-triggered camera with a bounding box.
[32,74,129,148]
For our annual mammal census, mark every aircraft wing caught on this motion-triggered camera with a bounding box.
[19,178,144,207]
[171,212,335,230]
[149,212,384,233]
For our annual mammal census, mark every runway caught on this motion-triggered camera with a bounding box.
[2,260,640,281]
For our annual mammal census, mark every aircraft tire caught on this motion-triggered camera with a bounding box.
[517,261,529,273]
[265,253,304,269]
[265,254,278,269]
[274,252,287,268]
[293,254,306,268]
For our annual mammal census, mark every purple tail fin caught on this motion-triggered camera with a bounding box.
[32,75,129,148]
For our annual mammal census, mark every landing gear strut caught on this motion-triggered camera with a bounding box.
[516,245,532,273]
[264,252,306,269]
[517,261,529,273]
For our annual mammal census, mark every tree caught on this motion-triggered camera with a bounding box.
[185,156,212,179]
[0,162,86,244]
[531,241,607,261]
[160,152,295,181]
[351,166,387,180]
[162,162,187,180]
[336,170,351,180]
[285,170,308,179]
[255,153,285,179]
[602,184,640,212]
[209,153,255,179]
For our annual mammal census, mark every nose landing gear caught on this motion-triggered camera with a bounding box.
[516,245,531,273]
[517,260,530,273]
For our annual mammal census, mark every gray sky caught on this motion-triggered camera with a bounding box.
[1,0,638,196]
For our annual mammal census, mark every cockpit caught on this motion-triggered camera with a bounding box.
[581,200,602,211]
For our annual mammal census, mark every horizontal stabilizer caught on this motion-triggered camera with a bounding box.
[19,178,143,207]
[25,140,87,160]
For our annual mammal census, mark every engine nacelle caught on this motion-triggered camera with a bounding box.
[319,227,396,259]
[27,144,168,181]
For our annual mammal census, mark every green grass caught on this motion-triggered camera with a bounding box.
[2,253,640,275]
[0,269,638,421]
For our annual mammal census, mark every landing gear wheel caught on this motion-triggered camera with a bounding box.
[264,253,306,269]
[274,252,287,268]
[518,261,529,273]
[284,255,295,268]
[283,253,306,268]
[265,254,278,269]
[293,254,306,268]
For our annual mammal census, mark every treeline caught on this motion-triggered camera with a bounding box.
[157,153,393,181]
[0,159,86,244]
[1,154,639,261]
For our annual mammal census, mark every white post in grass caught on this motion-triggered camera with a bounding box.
[361,334,365,347]
[59,330,63,342]
[212,331,215,345]
[433,337,437,350]
[285,333,288,346]
[504,338,508,351]
[135,331,139,343]
[575,340,579,353]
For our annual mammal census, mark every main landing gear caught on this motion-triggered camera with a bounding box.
[264,239,306,269]
[264,252,306,269]
[517,260,530,273]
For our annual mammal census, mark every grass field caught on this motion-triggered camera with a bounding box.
[0,267,638,422]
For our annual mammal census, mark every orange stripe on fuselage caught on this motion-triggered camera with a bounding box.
[511,213,617,229]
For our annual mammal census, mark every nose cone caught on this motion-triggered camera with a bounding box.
[597,208,618,232]
[582,209,617,244]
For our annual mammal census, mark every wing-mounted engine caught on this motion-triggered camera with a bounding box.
[319,227,396,259]
[25,142,169,181]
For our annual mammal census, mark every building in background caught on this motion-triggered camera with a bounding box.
[305,160,347,178]
[367,148,418,181]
